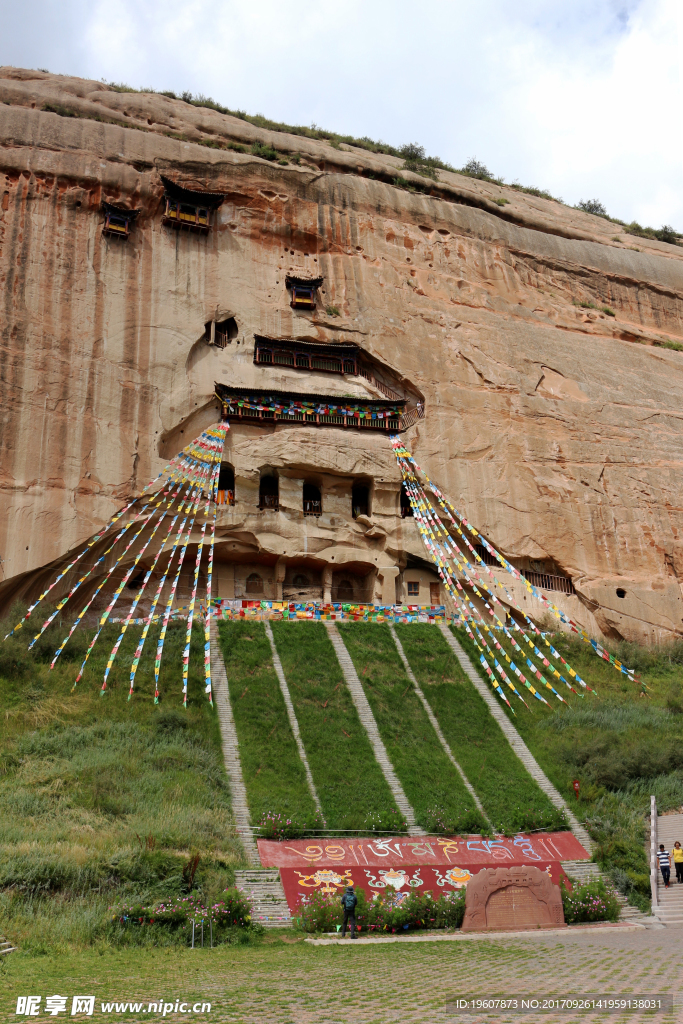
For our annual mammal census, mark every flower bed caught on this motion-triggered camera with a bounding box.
[110,887,253,935]
[298,887,465,933]
[256,809,327,840]
[561,877,621,924]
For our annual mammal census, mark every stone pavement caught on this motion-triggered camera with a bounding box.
[215,925,682,1024]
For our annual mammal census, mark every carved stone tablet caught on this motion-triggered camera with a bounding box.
[462,866,565,932]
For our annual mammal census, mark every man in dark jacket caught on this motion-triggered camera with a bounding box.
[340,885,358,938]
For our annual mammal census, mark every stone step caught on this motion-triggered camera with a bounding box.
[235,869,292,929]
[561,861,659,928]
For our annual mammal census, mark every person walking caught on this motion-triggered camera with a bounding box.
[657,844,671,888]
[673,842,683,884]
[340,885,358,939]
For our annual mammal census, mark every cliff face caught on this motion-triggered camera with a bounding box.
[2,67,683,642]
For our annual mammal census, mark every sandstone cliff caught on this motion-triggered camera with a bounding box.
[2,67,683,642]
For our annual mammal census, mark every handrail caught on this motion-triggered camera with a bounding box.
[651,794,658,910]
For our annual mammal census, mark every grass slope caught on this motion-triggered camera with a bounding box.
[217,621,317,824]
[451,626,683,909]
[395,625,562,832]
[337,624,483,831]
[0,610,242,950]
[269,622,398,830]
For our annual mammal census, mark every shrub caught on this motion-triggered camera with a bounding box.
[325,305,341,317]
[422,806,486,835]
[363,809,408,833]
[251,142,279,162]
[256,809,327,840]
[463,157,493,180]
[578,199,608,217]
[560,877,620,924]
[297,886,466,933]
[110,886,253,933]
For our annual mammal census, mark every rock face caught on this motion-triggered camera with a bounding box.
[2,67,683,641]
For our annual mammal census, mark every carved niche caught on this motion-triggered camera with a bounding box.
[462,866,565,932]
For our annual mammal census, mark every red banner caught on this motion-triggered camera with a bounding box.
[258,832,588,869]
[279,862,569,915]
[257,833,590,915]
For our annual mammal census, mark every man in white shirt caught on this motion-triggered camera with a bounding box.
[657,844,671,888]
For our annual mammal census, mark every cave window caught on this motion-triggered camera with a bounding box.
[303,482,322,516]
[352,484,370,519]
[206,318,238,349]
[164,198,210,229]
[246,573,264,594]
[216,464,235,506]
[616,588,626,598]
[407,581,420,597]
[292,574,310,588]
[127,569,146,589]
[400,484,414,518]
[290,284,316,310]
[259,472,279,511]
[337,579,354,601]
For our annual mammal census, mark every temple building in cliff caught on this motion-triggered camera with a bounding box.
[2,67,683,642]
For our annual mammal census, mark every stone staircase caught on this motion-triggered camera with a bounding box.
[0,935,17,956]
[653,812,683,926]
[209,618,260,866]
[325,623,422,836]
[235,869,292,928]
[561,860,661,928]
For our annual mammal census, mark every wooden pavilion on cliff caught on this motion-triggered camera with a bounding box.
[160,176,225,234]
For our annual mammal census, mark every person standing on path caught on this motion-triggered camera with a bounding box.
[658,844,672,888]
[673,842,683,884]
[341,885,358,939]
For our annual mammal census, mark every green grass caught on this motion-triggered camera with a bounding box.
[217,621,317,824]
[395,625,561,832]
[336,624,483,830]
[0,609,242,951]
[450,625,683,908]
[269,623,398,830]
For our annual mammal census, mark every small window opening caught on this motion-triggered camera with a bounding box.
[400,484,414,518]
[352,484,370,519]
[246,573,264,594]
[407,581,420,597]
[291,284,316,310]
[337,579,354,601]
[303,482,322,516]
[616,588,626,599]
[127,569,146,589]
[207,317,238,348]
[216,464,235,506]
[259,473,279,511]
[292,574,310,588]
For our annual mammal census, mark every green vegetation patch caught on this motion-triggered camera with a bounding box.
[217,621,316,824]
[337,624,482,831]
[0,609,243,950]
[269,622,398,830]
[395,625,562,833]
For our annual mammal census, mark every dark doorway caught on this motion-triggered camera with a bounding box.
[400,484,414,517]
[217,464,235,506]
[352,484,369,519]
[246,573,264,594]
[259,473,279,511]
[337,580,354,602]
[303,482,322,516]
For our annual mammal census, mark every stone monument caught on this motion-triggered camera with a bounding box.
[461,866,565,932]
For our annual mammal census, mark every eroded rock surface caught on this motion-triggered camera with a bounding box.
[2,68,683,641]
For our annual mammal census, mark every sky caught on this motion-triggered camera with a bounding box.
[2,0,681,228]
